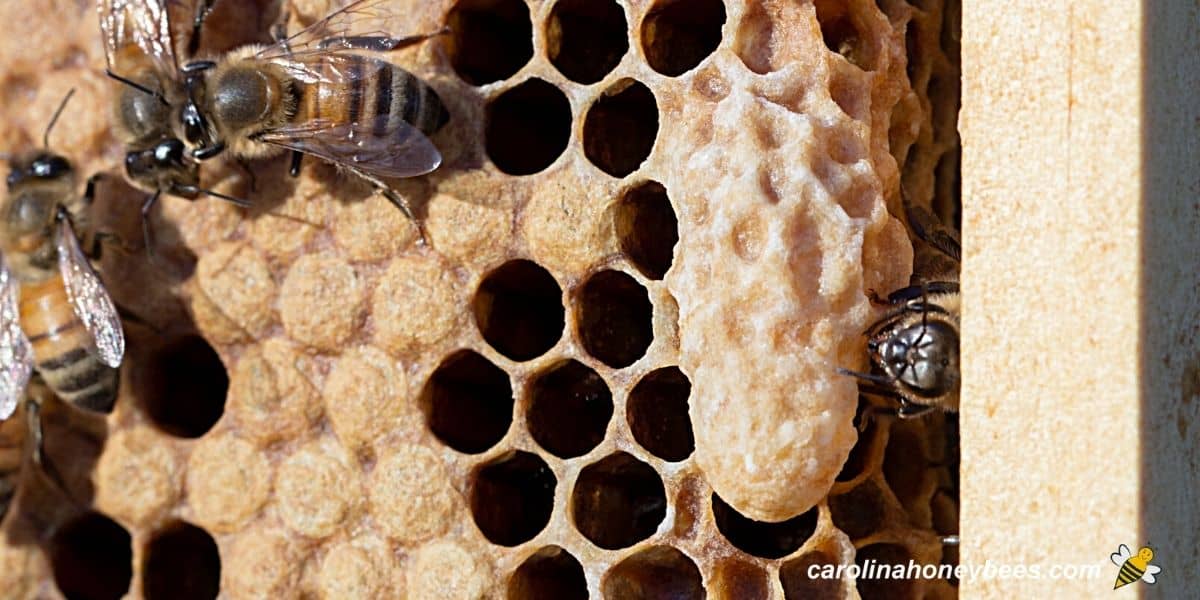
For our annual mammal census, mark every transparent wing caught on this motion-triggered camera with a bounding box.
[56,220,125,369]
[1142,565,1161,584]
[257,56,441,178]
[1110,544,1132,566]
[0,256,32,421]
[98,0,184,81]
[257,0,404,60]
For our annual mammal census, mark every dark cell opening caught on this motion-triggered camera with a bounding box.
[711,558,769,600]
[527,360,613,459]
[485,79,572,175]
[576,270,653,368]
[143,521,220,600]
[780,550,842,600]
[814,0,871,70]
[421,350,514,454]
[856,544,917,599]
[48,512,133,600]
[601,546,704,600]
[837,398,879,482]
[508,545,588,600]
[640,0,726,77]
[142,335,227,438]
[883,424,929,510]
[711,493,817,559]
[615,181,677,280]
[470,451,556,546]
[583,80,659,178]
[546,0,629,84]
[571,452,666,550]
[474,260,565,361]
[828,480,886,540]
[445,0,533,85]
[627,366,693,462]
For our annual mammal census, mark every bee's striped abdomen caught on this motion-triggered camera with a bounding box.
[18,277,117,413]
[298,55,448,136]
[1114,560,1144,589]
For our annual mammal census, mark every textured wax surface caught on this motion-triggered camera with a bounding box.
[0,0,960,598]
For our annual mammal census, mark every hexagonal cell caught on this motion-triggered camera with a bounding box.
[470,450,556,546]
[576,270,653,368]
[602,546,704,600]
[640,0,726,77]
[421,350,514,454]
[828,480,886,540]
[527,359,613,459]
[855,544,918,600]
[813,0,873,70]
[626,366,693,462]
[508,545,587,600]
[143,521,221,600]
[711,558,769,600]
[485,78,572,175]
[780,550,843,600]
[711,493,817,559]
[571,452,666,550]
[141,335,227,438]
[546,0,628,84]
[445,0,533,85]
[48,512,132,600]
[615,181,678,280]
[583,79,659,177]
[473,259,565,361]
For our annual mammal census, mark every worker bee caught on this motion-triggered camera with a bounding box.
[839,192,961,419]
[98,0,249,248]
[1,93,126,519]
[1111,544,1161,589]
[174,0,450,226]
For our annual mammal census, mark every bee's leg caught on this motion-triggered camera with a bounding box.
[25,396,69,500]
[141,190,162,258]
[289,151,303,178]
[318,27,451,52]
[187,0,218,57]
[346,167,429,244]
[272,10,292,49]
[897,401,938,419]
[870,282,959,307]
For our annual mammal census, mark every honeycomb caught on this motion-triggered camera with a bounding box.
[0,0,961,598]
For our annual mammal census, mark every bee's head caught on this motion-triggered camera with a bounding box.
[1138,547,1155,562]
[124,138,200,198]
[870,311,959,398]
[6,152,73,189]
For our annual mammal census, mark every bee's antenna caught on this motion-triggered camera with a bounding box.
[836,367,897,386]
[105,69,170,107]
[43,88,76,150]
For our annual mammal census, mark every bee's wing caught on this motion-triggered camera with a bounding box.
[1142,565,1161,584]
[1110,544,1132,566]
[0,256,32,421]
[903,191,961,263]
[257,0,401,60]
[256,56,442,178]
[56,219,125,369]
[98,0,185,81]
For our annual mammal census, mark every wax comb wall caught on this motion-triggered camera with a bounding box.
[0,0,959,597]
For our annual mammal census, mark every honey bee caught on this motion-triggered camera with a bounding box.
[174,0,450,227]
[839,192,961,419]
[98,0,249,247]
[1,93,126,519]
[1111,544,1161,588]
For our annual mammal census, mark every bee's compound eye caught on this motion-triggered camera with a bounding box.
[154,139,186,165]
[31,154,71,180]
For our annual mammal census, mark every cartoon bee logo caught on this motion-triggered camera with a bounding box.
[1110,544,1161,589]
